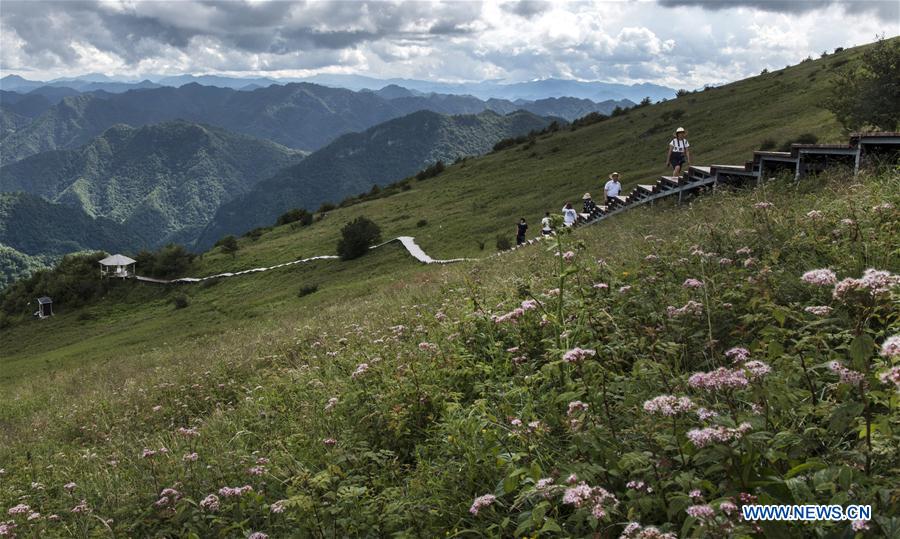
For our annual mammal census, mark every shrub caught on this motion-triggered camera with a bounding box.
[416,219,428,228]
[570,112,608,130]
[415,161,445,181]
[760,68,769,75]
[639,96,652,107]
[243,227,271,240]
[318,202,336,213]
[676,89,690,97]
[834,46,844,54]
[298,284,319,297]
[217,235,239,258]
[336,217,382,260]
[172,294,189,309]
[779,133,819,152]
[495,235,512,251]
[493,135,529,152]
[135,244,195,278]
[276,208,313,226]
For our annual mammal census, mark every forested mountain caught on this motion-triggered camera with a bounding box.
[0,192,139,287]
[197,109,556,247]
[0,81,629,165]
[0,121,305,247]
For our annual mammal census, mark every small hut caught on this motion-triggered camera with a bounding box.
[99,254,136,279]
[35,296,53,319]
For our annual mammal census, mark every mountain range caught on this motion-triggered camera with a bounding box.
[197,109,556,248]
[0,81,629,165]
[1,121,305,247]
[1,73,675,102]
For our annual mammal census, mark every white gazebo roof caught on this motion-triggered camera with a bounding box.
[99,254,136,266]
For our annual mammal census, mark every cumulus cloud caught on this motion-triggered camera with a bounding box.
[0,0,895,88]
[657,0,899,21]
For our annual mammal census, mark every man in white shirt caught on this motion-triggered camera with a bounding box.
[666,127,691,175]
[604,172,622,204]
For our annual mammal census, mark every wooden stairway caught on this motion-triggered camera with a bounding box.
[508,131,899,247]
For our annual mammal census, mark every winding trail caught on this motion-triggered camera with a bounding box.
[135,236,473,284]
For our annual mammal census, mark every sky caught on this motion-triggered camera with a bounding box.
[1,0,897,88]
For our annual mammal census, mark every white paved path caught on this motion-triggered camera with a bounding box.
[135,237,473,285]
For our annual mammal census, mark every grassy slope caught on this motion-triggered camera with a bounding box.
[0,43,863,387]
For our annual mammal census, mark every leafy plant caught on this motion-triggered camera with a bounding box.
[336,217,382,260]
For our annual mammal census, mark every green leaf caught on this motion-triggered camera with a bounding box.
[540,518,562,533]
[503,474,519,494]
[829,402,864,432]
[849,334,875,370]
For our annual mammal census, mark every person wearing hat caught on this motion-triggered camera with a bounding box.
[582,192,597,216]
[666,127,691,176]
[604,172,622,205]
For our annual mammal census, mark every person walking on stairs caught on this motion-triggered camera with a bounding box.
[604,173,622,204]
[582,192,597,217]
[516,218,528,245]
[666,127,691,176]
[541,212,553,236]
[562,202,577,227]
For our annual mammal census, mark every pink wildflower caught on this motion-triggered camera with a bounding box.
[566,473,579,485]
[469,494,496,515]
[218,485,253,497]
[7,505,29,516]
[536,478,554,490]
[619,285,632,293]
[63,482,77,491]
[804,305,832,316]
[521,299,538,310]
[563,347,596,363]
[183,452,199,462]
[70,500,89,514]
[152,405,163,412]
[719,257,733,266]
[418,342,438,352]
[323,438,337,447]
[687,423,752,448]
[199,494,219,512]
[742,360,771,380]
[686,504,715,519]
[645,254,658,262]
[270,500,287,513]
[852,520,870,531]
[689,489,703,500]
[719,501,738,515]
[248,466,266,476]
[141,448,157,459]
[880,335,900,358]
[176,426,199,437]
[325,397,339,411]
[562,251,576,262]
[27,512,40,521]
[879,367,900,392]
[683,278,704,288]
[567,401,589,416]
[736,247,752,256]
[642,395,694,416]
[620,523,677,539]
[248,533,268,539]
[667,300,703,318]
[696,408,718,420]
[688,367,750,390]
[0,522,17,537]
[829,361,865,386]
[725,347,751,362]
[801,269,837,286]
[753,201,774,210]
[593,282,609,290]
[351,363,369,379]
[806,210,824,220]
[434,311,447,322]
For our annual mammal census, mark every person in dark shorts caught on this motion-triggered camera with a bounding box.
[666,127,691,176]
[516,218,528,245]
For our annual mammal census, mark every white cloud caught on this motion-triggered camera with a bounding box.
[0,0,896,87]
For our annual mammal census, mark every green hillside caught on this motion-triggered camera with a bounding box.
[197,109,556,247]
[0,121,304,248]
[0,244,50,289]
[0,41,897,538]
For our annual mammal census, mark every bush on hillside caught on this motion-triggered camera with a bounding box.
[779,133,819,151]
[317,202,336,213]
[415,160,445,181]
[569,112,608,130]
[172,294,189,309]
[336,217,382,260]
[216,235,239,258]
[495,235,512,251]
[298,284,319,297]
[276,208,313,227]
[826,36,900,130]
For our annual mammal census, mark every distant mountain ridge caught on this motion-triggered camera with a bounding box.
[2,73,676,102]
[0,81,629,165]
[197,109,557,248]
[0,120,305,246]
